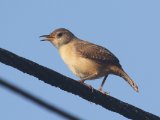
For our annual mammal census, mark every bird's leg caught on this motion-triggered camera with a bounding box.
[79,79,93,90]
[98,75,108,94]
[78,73,98,89]
[79,79,85,84]
[79,79,92,90]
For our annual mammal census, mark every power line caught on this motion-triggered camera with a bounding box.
[0,78,81,120]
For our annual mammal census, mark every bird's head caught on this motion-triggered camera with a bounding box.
[40,28,75,48]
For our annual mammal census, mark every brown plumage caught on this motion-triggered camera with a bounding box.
[41,28,139,93]
[74,40,121,67]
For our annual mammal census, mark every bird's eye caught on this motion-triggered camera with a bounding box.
[57,33,63,38]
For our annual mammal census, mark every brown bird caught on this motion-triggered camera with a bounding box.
[41,28,139,92]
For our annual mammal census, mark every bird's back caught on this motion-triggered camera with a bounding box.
[74,39,121,68]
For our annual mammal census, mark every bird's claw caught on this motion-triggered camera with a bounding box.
[78,80,94,92]
[98,87,109,95]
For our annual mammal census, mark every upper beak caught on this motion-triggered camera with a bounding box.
[40,35,53,41]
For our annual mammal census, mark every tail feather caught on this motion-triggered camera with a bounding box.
[110,66,139,92]
[121,70,139,92]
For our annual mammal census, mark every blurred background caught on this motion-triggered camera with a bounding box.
[0,0,160,119]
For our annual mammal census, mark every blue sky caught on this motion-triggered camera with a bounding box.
[0,0,160,120]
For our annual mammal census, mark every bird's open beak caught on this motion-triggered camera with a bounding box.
[40,35,54,41]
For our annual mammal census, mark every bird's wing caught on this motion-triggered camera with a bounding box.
[74,40,121,66]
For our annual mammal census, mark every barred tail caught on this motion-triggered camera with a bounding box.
[110,66,139,92]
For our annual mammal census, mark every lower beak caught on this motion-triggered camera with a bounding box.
[40,35,51,41]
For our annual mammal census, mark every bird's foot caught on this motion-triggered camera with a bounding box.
[98,87,109,95]
[78,79,84,84]
[78,80,93,90]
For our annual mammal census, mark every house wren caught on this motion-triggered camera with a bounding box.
[40,28,139,92]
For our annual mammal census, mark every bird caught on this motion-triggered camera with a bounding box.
[40,28,139,93]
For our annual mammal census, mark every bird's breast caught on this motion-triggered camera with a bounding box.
[59,43,77,68]
[58,43,105,79]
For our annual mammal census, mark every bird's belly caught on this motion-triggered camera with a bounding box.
[69,58,101,78]
[61,53,104,79]
[59,44,106,79]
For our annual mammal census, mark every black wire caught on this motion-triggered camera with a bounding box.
[0,78,81,120]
